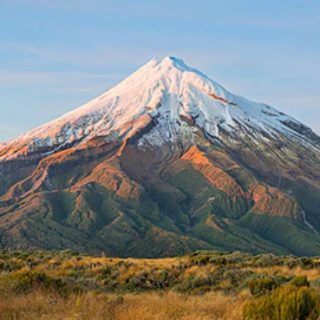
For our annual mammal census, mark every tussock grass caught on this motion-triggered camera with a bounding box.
[0,290,245,320]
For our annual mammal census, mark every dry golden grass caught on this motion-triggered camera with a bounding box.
[253,265,320,281]
[0,290,245,320]
[2,250,320,319]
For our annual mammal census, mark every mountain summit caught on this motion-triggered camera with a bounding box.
[1,56,318,161]
[0,57,319,257]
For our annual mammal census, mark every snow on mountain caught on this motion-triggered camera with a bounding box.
[0,56,316,161]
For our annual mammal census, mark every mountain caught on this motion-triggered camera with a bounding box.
[0,56,319,257]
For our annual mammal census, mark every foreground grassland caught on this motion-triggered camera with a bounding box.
[1,250,320,319]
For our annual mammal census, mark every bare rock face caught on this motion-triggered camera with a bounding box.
[0,57,319,257]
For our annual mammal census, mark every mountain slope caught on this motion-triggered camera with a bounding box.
[0,56,319,257]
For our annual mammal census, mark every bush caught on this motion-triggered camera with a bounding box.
[243,284,320,320]
[252,254,281,268]
[298,258,314,269]
[282,257,299,269]
[0,271,78,296]
[290,276,309,288]
[124,268,180,291]
[248,277,278,296]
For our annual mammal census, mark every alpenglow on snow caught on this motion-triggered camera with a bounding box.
[1,56,317,161]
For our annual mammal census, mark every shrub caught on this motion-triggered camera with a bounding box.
[243,284,320,320]
[290,276,309,288]
[0,271,78,296]
[282,257,299,269]
[252,254,281,268]
[298,257,314,269]
[248,277,277,296]
[124,268,180,291]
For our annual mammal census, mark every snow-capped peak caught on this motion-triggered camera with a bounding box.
[0,56,317,161]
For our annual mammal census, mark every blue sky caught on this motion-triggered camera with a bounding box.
[0,0,319,141]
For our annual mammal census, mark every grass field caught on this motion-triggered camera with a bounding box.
[0,291,245,320]
[1,250,320,319]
